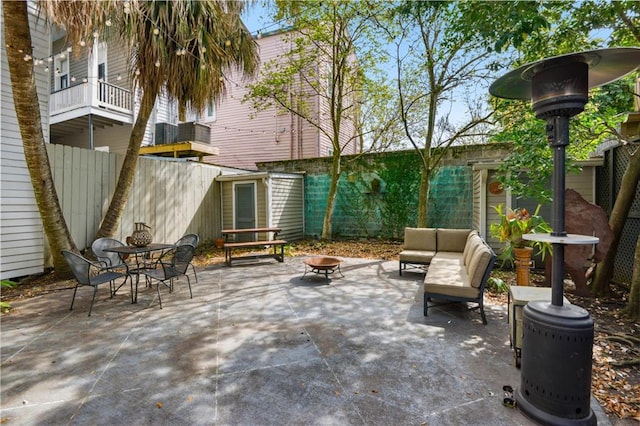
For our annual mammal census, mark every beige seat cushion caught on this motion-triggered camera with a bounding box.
[403,227,437,251]
[424,252,480,298]
[424,282,480,299]
[399,249,436,264]
[436,229,471,252]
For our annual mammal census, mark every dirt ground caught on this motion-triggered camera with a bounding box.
[2,239,638,420]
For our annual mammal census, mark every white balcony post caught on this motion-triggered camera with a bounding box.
[87,41,98,107]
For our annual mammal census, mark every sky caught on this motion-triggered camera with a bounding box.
[242,2,279,36]
[238,1,492,137]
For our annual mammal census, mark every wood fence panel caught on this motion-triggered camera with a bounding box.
[45,144,222,262]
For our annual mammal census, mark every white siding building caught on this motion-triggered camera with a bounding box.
[0,2,50,279]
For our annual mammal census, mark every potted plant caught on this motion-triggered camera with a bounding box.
[490,204,552,285]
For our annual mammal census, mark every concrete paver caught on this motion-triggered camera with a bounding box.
[1,257,611,425]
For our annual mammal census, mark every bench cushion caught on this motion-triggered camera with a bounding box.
[436,229,471,252]
[403,228,437,252]
[424,254,479,299]
[399,249,436,264]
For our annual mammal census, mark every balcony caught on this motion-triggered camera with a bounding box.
[50,80,133,125]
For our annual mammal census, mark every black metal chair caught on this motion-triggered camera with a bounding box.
[140,244,195,309]
[175,234,199,282]
[62,250,130,316]
[91,238,128,269]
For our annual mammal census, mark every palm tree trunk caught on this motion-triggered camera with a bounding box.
[3,0,76,277]
[95,88,157,238]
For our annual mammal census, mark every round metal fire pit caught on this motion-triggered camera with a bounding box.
[516,300,595,425]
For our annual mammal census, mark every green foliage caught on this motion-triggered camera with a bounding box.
[336,173,380,237]
[1,280,17,313]
[489,204,552,265]
[489,2,639,202]
[377,154,421,238]
[486,276,509,294]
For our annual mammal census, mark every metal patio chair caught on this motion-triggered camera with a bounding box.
[174,233,200,282]
[140,244,195,309]
[62,250,131,316]
[92,238,129,269]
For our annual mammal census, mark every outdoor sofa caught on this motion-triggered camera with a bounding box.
[399,228,497,324]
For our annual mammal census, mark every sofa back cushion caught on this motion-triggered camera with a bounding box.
[462,231,480,265]
[436,229,472,252]
[466,242,493,288]
[403,228,437,252]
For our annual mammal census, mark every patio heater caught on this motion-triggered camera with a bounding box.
[490,47,640,425]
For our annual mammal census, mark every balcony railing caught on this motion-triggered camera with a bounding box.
[50,81,132,116]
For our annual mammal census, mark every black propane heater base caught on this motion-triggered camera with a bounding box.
[516,300,596,426]
[516,390,596,426]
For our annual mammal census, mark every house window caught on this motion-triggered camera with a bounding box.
[55,56,69,90]
[201,101,216,122]
[59,73,68,90]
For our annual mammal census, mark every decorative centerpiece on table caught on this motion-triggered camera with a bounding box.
[490,204,551,286]
[130,222,152,247]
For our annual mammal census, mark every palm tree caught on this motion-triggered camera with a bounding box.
[45,0,259,238]
[2,0,77,277]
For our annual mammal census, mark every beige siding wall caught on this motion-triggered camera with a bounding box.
[220,179,267,230]
[485,170,509,249]
[220,174,304,241]
[567,167,595,203]
[270,176,304,240]
[0,2,50,279]
[472,170,483,233]
[221,181,233,231]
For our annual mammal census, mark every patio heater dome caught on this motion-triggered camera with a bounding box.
[490,47,640,426]
[490,48,640,116]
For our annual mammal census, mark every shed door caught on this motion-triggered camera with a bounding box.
[235,183,256,241]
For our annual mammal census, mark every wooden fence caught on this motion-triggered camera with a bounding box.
[46,144,222,260]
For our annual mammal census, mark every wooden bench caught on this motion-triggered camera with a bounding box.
[224,240,287,266]
[221,227,287,266]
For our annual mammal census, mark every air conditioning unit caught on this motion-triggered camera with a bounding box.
[178,122,211,144]
[155,123,178,145]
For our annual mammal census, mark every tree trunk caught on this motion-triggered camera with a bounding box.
[592,146,640,296]
[321,152,342,240]
[624,233,640,321]
[417,170,430,227]
[3,0,76,277]
[95,89,157,239]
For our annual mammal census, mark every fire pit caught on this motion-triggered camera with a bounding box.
[490,47,640,425]
[302,256,344,283]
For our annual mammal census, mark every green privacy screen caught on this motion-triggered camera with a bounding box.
[304,164,473,239]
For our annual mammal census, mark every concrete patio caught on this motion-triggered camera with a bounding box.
[0,257,611,425]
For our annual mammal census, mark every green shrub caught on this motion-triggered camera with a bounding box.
[1,280,17,313]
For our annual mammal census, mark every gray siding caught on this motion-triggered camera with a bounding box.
[0,2,50,279]
[270,176,304,241]
[219,174,304,242]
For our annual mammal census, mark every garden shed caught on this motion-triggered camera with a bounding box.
[217,172,304,241]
